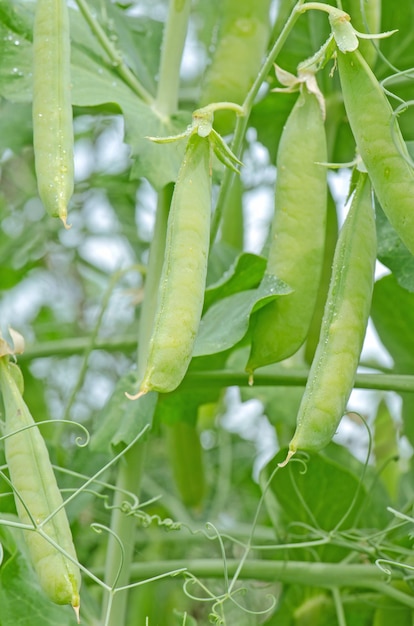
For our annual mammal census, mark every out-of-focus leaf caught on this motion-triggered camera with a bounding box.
[371,274,414,447]
[376,201,414,293]
[373,399,400,502]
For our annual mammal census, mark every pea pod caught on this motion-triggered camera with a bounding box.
[200,0,272,134]
[32,0,74,227]
[337,48,414,256]
[282,174,376,460]
[246,86,327,374]
[0,357,81,610]
[134,133,211,395]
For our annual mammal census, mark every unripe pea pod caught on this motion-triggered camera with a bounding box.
[0,357,81,613]
[130,133,212,396]
[246,86,327,375]
[32,0,74,227]
[337,48,414,256]
[281,173,376,463]
[200,0,272,135]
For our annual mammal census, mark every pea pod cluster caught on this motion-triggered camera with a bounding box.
[135,133,212,395]
[337,48,414,256]
[0,357,81,610]
[283,174,376,460]
[32,0,74,227]
[246,86,327,374]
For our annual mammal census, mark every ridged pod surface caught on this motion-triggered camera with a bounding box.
[32,0,74,226]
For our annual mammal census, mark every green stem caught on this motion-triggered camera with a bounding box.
[124,559,414,606]
[331,587,347,626]
[210,0,306,243]
[74,0,153,104]
[19,334,138,360]
[15,338,414,395]
[155,0,192,116]
[101,441,147,623]
[180,370,414,394]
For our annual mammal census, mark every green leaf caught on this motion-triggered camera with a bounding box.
[262,446,391,534]
[204,252,267,310]
[373,400,400,502]
[376,201,414,292]
[371,274,414,369]
[193,275,291,357]
[91,371,157,454]
[0,2,189,189]
[371,274,414,447]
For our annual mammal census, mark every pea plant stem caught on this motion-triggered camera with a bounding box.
[124,559,414,607]
[181,370,414,394]
[15,332,414,395]
[101,440,147,623]
[154,0,192,116]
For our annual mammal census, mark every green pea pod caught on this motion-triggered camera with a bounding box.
[200,0,272,135]
[0,357,81,611]
[136,133,211,395]
[283,174,376,460]
[32,0,74,227]
[246,86,327,375]
[337,49,414,256]
[304,187,338,365]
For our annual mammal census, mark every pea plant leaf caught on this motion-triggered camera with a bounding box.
[203,252,267,311]
[69,9,190,189]
[263,446,391,535]
[193,275,291,357]
[0,1,190,190]
[371,274,414,369]
[371,274,414,447]
[375,201,414,293]
[91,372,157,454]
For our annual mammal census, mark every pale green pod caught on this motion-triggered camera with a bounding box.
[0,357,81,609]
[32,0,74,227]
[246,87,327,374]
[285,174,376,458]
[337,49,414,255]
[138,133,212,394]
[200,0,272,135]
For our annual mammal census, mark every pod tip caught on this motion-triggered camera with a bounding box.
[278,449,295,468]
